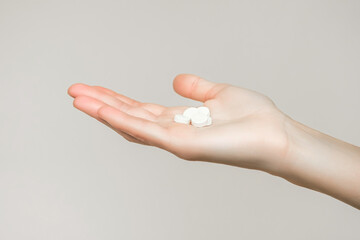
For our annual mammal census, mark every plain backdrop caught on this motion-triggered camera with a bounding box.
[0,0,359,239]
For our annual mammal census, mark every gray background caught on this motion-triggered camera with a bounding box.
[0,0,359,239]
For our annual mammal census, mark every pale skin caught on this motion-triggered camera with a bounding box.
[68,74,360,209]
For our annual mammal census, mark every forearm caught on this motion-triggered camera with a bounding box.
[281,117,360,209]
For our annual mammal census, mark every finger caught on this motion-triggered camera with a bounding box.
[99,118,147,145]
[139,103,165,116]
[173,74,227,102]
[97,105,169,148]
[92,85,141,107]
[73,95,146,145]
[93,85,165,116]
[69,83,140,107]
[68,83,88,98]
[68,83,156,121]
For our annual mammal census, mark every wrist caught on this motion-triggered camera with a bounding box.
[279,116,360,208]
[279,117,322,185]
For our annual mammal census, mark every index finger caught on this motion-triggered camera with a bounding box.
[97,105,169,148]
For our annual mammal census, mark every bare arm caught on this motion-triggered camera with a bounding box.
[67,74,360,209]
[282,118,360,209]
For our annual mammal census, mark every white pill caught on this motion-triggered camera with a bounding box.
[191,113,209,127]
[183,107,198,118]
[206,116,212,126]
[197,106,210,117]
[174,114,190,124]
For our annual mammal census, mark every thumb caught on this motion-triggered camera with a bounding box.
[172,74,226,102]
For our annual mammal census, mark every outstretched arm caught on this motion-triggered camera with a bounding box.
[67,74,360,209]
[282,118,360,209]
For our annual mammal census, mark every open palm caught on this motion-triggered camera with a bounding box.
[68,74,290,172]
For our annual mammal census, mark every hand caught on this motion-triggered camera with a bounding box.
[68,74,290,174]
[68,74,360,209]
